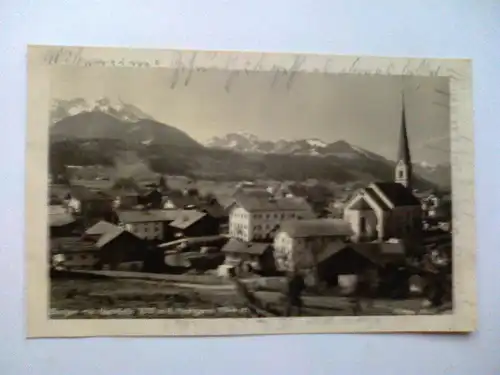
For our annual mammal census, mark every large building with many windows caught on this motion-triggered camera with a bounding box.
[227,195,315,242]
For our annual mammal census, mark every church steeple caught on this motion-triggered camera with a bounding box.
[395,94,413,189]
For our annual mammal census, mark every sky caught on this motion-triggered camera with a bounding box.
[50,66,451,165]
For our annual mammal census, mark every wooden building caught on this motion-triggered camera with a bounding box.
[49,212,79,238]
[169,210,220,238]
[221,238,276,276]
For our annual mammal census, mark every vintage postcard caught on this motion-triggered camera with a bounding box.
[26,45,476,337]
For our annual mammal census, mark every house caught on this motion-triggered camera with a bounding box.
[83,220,119,240]
[94,226,148,270]
[220,238,276,276]
[227,195,315,242]
[275,182,334,216]
[273,218,353,274]
[49,204,69,215]
[64,185,114,224]
[162,191,200,210]
[198,199,228,225]
[315,245,382,293]
[427,194,452,220]
[49,212,79,238]
[116,209,181,242]
[51,228,147,271]
[109,188,141,209]
[50,237,99,270]
[342,99,422,241]
[350,241,409,297]
[141,188,163,209]
[169,210,220,238]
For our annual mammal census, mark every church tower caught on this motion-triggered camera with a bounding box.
[394,95,413,189]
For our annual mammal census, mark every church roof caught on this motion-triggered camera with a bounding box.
[372,182,420,207]
[364,187,392,211]
[232,195,313,213]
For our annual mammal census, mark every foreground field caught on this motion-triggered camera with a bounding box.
[50,272,452,319]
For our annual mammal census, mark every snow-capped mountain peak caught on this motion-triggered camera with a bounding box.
[50,97,155,124]
[306,138,327,148]
[204,132,378,160]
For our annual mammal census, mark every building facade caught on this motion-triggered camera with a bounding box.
[116,209,180,241]
[273,219,353,273]
[228,196,315,242]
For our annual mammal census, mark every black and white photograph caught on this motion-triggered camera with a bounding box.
[26,46,475,336]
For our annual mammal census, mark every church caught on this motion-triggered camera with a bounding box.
[343,98,423,242]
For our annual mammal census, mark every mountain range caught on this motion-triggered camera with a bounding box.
[49,98,451,189]
[51,97,155,124]
[205,132,391,159]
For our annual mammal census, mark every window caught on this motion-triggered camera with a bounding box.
[360,216,367,234]
[398,170,404,178]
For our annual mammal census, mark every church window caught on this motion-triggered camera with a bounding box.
[360,216,367,234]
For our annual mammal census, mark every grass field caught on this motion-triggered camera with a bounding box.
[49,273,451,319]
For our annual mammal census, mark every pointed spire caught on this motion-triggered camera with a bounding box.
[398,93,412,165]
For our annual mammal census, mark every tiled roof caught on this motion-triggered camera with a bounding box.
[199,201,227,218]
[117,209,182,223]
[49,204,67,215]
[380,242,405,255]
[279,219,353,238]
[85,220,119,236]
[316,243,382,265]
[371,182,421,207]
[317,240,348,263]
[233,195,313,213]
[221,238,271,255]
[350,242,406,265]
[69,185,111,201]
[50,237,97,253]
[49,213,76,227]
[169,210,207,229]
[95,226,132,248]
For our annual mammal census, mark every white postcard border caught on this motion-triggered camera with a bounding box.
[26,45,476,337]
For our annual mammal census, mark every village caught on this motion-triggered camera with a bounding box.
[48,104,453,318]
